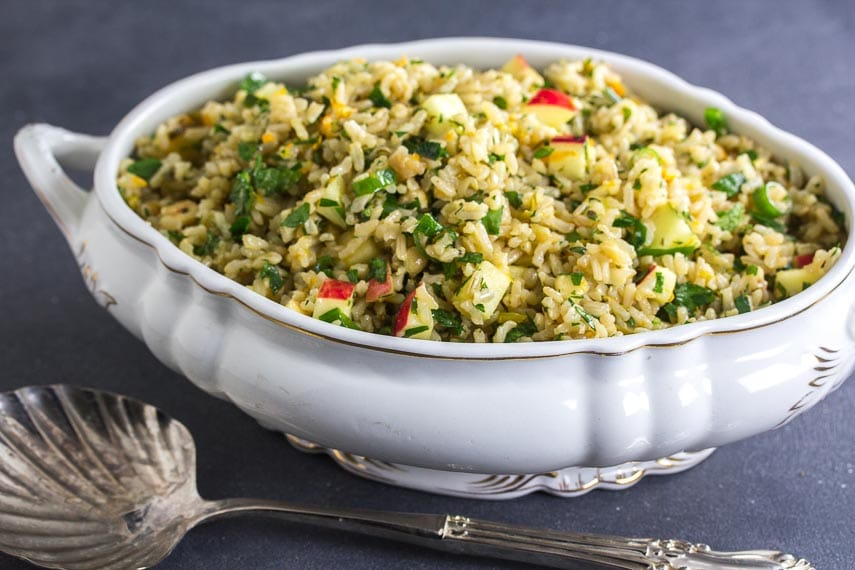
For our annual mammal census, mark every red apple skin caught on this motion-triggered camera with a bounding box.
[794,253,815,268]
[552,135,588,144]
[393,288,418,337]
[366,267,393,302]
[634,263,657,285]
[318,279,355,300]
[502,54,530,74]
[528,88,575,110]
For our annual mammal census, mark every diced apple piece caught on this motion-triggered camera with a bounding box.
[639,206,700,257]
[422,94,467,137]
[313,279,356,321]
[502,54,531,76]
[775,267,821,299]
[317,176,347,228]
[394,283,439,339]
[525,88,576,129]
[554,272,589,299]
[546,135,592,180]
[339,231,381,266]
[366,266,393,302]
[452,260,512,324]
[634,264,676,304]
[794,253,814,269]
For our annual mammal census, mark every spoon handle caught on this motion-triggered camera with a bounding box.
[199,499,811,569]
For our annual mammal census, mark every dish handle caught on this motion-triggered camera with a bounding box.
[14,124,106,244]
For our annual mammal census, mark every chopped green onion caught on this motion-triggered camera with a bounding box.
[352,168,397,196]
[752,181,791,217]
[318,308,360,330]
[403,325,429,338]
[534,146,554,159]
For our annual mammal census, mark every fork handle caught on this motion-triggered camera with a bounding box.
[198,499,812,569]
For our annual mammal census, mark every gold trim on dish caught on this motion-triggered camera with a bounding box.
[99,200,852,361]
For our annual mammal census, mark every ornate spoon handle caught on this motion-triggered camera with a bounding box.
[199,500,812,569]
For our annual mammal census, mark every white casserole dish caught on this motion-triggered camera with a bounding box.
[15,38,855,497]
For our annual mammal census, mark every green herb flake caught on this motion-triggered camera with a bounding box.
[474,303,486,313]
[482,206,504,235]
[672,283,716,313]
[504,191,523,208]
[403,137,448,160]
[237,142,258,162]
[653,272,665,294]
[213,123,230,135]
[192,231,220,257]
[488,153,505,164]
[230,215,251,239]
[711,172,747,197]
[127,158,162,181]
[368,257,387,282]
[534,146,554,159]
[715,203,745,232]
[570,272,584,286]
[622,107,632,121]
[505,318,537,343]
[579,182,597,193]
[353,168,397,196]
[571,301,598,330]
[166,230,184,243]
[493,95,508,110]
[368,83,392,109]
[569,245,587,255]
[281,202,311,228]
[743,149,759,161]
[704,107,728,137]
[345,269,359,283]
[612,211,647,251]
[229,171,255,216]
[745,264,759,275]
[626,316,636,329]
[331,76,341,90]
[239,72,268,94]
[432,308,464,336]
[735,294,751,314]
[313,255,335,277]
[259,261,285,294]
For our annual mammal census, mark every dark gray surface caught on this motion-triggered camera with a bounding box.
[3,1,854,568]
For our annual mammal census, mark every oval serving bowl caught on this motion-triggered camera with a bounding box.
[15,38,855,497]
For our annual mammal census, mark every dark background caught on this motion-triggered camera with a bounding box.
[3,1,853,568]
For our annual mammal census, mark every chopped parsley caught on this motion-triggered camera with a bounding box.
[313,255,335,277]
[504,191,523,208]
[570,272,584,286]
[213,123,230,135]
[745,264,759,275]
[488,153,505,164]
[571,301,598,330]
[237,141,258,162]
[653,271,665,294]
[735,294,751,314]
[192,231,220,256]
[612,211,647,251]
[715,203,745,231]
[403,325,429,338]
[127,158,161,181]
[259,261,285,294]
[431,308,464,336]
[482,206,503,235]
[230,215,251,239]
[673,283,716,312]
[368,83,392,108]
[492,95,508,110]
[239,71,268,94]
[345,269,359,283]
[281,202,311,228]
[368,257,387,282]
[403,136,448,160]
[229,171,255,216]
[412,213,445,257]
[711,172,746,197]
[505,318,537,343]
[166,230,184,243]
[704,107,728,137]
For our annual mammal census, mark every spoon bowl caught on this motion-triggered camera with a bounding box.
[0,385,202,569]
[0,386,813,570]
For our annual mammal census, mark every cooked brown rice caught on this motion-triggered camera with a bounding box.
[118,56,845,342]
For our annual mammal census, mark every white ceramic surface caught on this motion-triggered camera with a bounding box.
[15,39,855,496]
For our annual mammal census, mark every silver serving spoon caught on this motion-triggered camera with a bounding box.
[0,385,811,570]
